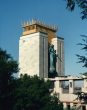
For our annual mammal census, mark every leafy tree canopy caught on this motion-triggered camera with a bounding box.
[65,0,87,19]
[76,35,87,68]
[0,48,63,110]
[0,48,18,110]
[13,74,63,110]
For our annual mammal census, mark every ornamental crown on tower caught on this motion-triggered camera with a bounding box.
[22,19,58,32]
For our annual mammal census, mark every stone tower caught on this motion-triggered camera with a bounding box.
[19,19,64,78]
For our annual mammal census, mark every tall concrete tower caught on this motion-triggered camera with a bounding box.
[52,37,64,76]
[19,19,64,78]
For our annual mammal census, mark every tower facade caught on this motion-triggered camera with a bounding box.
[19,20,64,78]
[52,37,64,76]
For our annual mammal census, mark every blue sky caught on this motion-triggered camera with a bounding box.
[0,0,87,76]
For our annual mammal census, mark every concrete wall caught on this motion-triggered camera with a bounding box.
[19,32,48,78]
[51,37,64,76]
[59,93,77,102]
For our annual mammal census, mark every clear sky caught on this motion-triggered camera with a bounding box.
[0,0,87,76]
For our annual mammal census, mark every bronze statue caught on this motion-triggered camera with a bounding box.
[49,44,57,74]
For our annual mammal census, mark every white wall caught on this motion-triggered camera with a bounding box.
[51,37,65,76]
[19,32,48,78]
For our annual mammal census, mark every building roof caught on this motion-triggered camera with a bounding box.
[22,19,58,32]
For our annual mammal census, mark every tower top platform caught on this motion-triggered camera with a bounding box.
[21,19,58,43]
[22,19,58,32]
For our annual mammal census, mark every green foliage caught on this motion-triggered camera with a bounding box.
[66,0,87,19]
[0,48,63,110]
[13,74,63,110]
[0,48,18,110]
[0,48,18,81]
[82,72,87,75]
[76,36,87,68]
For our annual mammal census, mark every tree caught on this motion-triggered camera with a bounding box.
[0,48,63,110]
[65,1,87,71]
[0,48,18,110]
[65,0,87,19]
[76,35,87,68]
[13,74,63,110]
